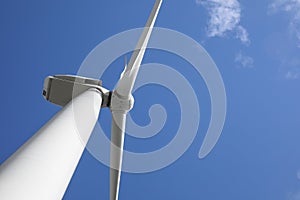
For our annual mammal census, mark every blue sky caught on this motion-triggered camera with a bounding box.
[1,0,300,199]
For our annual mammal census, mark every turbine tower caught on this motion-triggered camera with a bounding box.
[0,0,163,200]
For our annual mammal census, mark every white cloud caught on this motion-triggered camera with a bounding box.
[285,70,300,80]
[285,170,300,200]
[234,51,254,68]
[269,0,300,47]
[287,190,300,200]
[297,169,300,180]
[279,57,300,80]
[235,25,250,45]
[269,0,300,13]
[196,0,250,44]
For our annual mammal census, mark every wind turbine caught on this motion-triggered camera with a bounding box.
[0,0,163,200]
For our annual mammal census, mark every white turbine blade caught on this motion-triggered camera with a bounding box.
[115,0,163,98]
[110,112,126,200]
[110,1,163,199]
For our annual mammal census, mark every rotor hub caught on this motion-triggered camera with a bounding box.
[109,91,134,113]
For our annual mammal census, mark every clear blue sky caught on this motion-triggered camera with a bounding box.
[1,0,300,199]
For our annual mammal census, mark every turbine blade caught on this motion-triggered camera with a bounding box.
[115,0,163,98]
[110,1,163,199]
[110,111,126,200]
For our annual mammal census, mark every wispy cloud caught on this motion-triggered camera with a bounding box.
[278,57,300,80]
[285,70,300,80]
[286,170,300,200]
[196,0,250,45]
[269,0,300,47]
[277,56,300,80]
[288,191,300,200]
[234,51,254,68]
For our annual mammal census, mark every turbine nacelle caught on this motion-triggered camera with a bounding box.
[43,75,112,108]
[43,74,135,115]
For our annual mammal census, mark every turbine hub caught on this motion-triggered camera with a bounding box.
[110,91,134,113]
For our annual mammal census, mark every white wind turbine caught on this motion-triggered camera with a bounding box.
[0,0,163,200]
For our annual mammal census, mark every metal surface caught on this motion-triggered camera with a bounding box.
[0,89,102,200]
[110,111,126,200]
[109,1,163,199]
[43,75,111,108]
[115,0,163,98]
